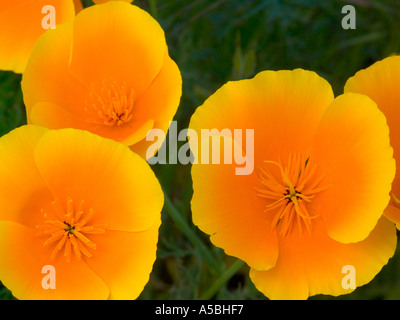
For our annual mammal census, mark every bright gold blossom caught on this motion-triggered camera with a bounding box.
[22,1,182,158]
[189,69,397,299]
[0,125,163,299]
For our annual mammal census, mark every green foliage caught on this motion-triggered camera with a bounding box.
[1,0,400,300]
[0,72,25,137]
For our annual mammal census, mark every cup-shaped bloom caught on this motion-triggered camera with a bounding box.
[345,56,400,229]
[0,0,78,73]
[189,69,397,299]
[0,125,163,299]
[22,1,182,159]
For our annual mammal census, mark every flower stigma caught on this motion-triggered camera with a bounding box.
[256,154,330,237]
[84,78,135,127]
[36,197,108,262]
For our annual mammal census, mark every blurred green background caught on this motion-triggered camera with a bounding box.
[1,0,400,300]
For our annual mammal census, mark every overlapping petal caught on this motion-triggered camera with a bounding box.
[345,56,400,228]
[312,93,395,243]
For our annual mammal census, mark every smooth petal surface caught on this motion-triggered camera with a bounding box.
[189,69,334,169]
[0,125,51,228]
[250,217,397,300]
[345,56,400,227]
[0,221,110,300]
[189,70,335,270]
[22,23,88,123]
[69,1,166,97]
[86,220,161,299]
[312,93,395,243]
[191,137,279,270]
[0,0,75,73]
[130,52,182,158]
[30,101,155,145]
[33,129,164,233]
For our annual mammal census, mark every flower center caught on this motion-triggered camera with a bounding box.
[84,79,135,127]
[36,197,107,262]
[256,154,330,237]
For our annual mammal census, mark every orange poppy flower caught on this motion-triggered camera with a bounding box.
[345,56,400,229]
[0,0,78,73]
[22,1,182,159]
[0,125,163,299]
[189,69,397,299]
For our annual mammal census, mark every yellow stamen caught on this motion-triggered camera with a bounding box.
[36,197,108,262]
[256,154,329,237]
[84,79,135,127]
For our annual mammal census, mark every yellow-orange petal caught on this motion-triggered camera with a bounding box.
[0,0,75,73]
[22,23,88,123]
[30,101,89,130]
[24,22,153,144]
[0,125,53,228]
[0,221,109,299]
[30,101,155,145]
[189,69,334,169]
[33,128,164,233]
[190,135,278,271]
[384,205,400,229]
[86,219,160,299]
[22,2,180,151]
[130,51,182,159]
[189,70,335,270]
[312,93,395,243]
[250,217,397,300]
[344,56,400,227]
[384,177,400,228]
[69,1,166,98]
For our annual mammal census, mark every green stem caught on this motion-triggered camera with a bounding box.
[199,259,246,300]
[163,192,221,276]
[148,0,158,19]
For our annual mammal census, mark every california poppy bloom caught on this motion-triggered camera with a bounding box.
[22,1,182,158]
[345,56,400,229]
[0,0,78,73]
[189,69,397,299]
[0,125,163,299]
